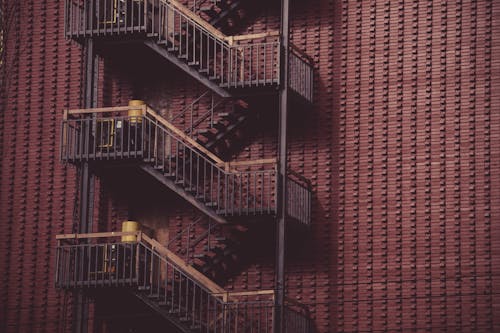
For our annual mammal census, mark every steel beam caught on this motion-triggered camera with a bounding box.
[73,37,98,333]
[143,40,232,98]
[274,0,290,332]
[139,164,229,225]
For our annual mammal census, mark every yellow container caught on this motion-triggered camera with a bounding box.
[121,221,140,242]
[128,100,145,123]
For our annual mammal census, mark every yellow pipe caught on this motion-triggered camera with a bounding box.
[121,221,140,242]
[128,100,145,123]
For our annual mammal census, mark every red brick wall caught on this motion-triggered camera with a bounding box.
[0,0,499,332]
[333,0,500,331]
[0,1,83,331]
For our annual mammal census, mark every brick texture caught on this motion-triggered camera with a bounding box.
[0,0,499,332]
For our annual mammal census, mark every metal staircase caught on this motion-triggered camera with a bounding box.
[59,0,314,330]
[55,231,311,332]
[170,91,252,158]
[60,104,312,226]
[64,0,314,103]
[196,0,251,34]
[167,216,251,285]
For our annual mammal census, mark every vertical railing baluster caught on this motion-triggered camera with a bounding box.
[237,173,241,215]
[171,266,175,312]
[156,255,161,296]
[164,259,169,303]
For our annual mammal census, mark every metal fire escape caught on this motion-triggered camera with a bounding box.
[56,1,314,332]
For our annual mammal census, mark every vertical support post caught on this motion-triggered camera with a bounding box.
[274,0,289,332]
[73,37,98,333]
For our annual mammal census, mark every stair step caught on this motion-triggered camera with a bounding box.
[212,120,227,131]
[193,260,211,273]
[188,61,200,67]
[219,112,235,120]
[209,75,221,83]
[137,285,150,291]
[205,202,218,208]
[200,5,217,17]
[196,250,218,259]
[166,45,180,52]
[147,293,161,299]
[158,300,171,307]
[185,186,198,193]
[169,31,182,39]
[198,129,216,139]
[214,0,230,10]
[199,68,209,74]
[175,179,185,185]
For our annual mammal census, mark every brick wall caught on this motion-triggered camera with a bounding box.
[0,0,499,332]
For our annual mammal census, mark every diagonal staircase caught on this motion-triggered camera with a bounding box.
[65,0,313,104]
[61,0,314,329]
[61,104,312,227]
[55,231,311,332]
[167,216,250,285]
[196,0,251,34]
[170,90,253,158]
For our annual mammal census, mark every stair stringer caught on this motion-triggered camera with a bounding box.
[133,291,196,333]
[139,163,229,225]
[143,40,231,98]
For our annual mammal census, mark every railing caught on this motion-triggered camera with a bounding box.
[64,0,148,37]
[55,235,140,288]
[65,1,315,100]
[61,106,278,217]
[289,45,314,104]
[167,216,220,265]
[60,106,311,222]
[170,90,226,138]
[55,232,311,333]
[147,0,280,88]
[191,0,218,14]
[286,170,312,227]
[145,107,278,216]
[65,0,281,88]
[284,299,313,333]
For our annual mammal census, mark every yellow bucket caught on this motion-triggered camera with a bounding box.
[128,100,145,123]
[121,221,140,242]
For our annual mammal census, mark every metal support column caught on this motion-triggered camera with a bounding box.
[73,37,98,333]
[274,0,289,332]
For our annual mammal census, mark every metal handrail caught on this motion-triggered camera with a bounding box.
[61,109,279,216]
[170,90,227,137]
[171,90,211,122]
[65,0,282,88]
[166,216,221,265]
[64,0,314,100]
[289,46,314,103]
[150,0,280,88]
[61,106,311,223]
[55,231,309,332]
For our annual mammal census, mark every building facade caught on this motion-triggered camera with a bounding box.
[0,0,499,332]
